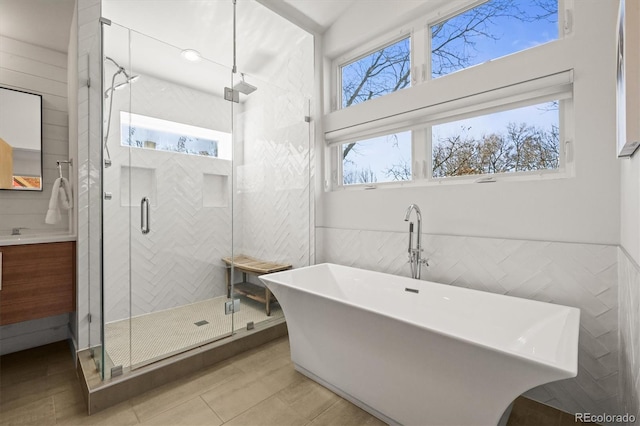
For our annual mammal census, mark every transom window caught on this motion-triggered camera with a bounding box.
[432,101,559,177]
[120,112,232,160]
[342,131,411,185]
[337,98,563,187]
[340,37,411,109]
[328,1,570,189]
[431,0,559,78]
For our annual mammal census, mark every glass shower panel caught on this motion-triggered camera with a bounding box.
[230,70,312,331]
[102,24,234,372]
[102,22,133,377]
[127,31,234,369]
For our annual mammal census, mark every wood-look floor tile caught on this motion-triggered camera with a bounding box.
[0,361,48,388]
[0,396,55,426]
[258,363,304,394]
[0,369,76,412]
[53,386,86,415]
[277,375,339,421]
[45,355,75,376]
[223,395,308,426]
[200,372,275,421]
[507,397,562,426]
[309,399,386,426]
[56,400,139,425]
[142,396,222,426]
[131,363,242,423]
[560,412,586,425]
[231,341,291,378]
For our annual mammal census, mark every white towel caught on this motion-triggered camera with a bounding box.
[59,177,72,209]
[45,178,72,225]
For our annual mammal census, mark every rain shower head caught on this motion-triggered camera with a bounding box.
[233,81,257,95]
[233,73,257,95]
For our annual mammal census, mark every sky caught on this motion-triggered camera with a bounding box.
[343,0,559,184]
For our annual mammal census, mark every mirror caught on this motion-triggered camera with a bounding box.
[0,86,43,191]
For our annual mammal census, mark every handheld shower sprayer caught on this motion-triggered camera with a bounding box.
[103,56,140,166]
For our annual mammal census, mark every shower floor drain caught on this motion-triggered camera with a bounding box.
[194,320,209,326]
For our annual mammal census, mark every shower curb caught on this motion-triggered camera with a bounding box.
[77,319,288,415]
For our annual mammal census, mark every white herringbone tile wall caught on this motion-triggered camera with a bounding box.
[619,248,640,423]
[237,69,313,271]
[102,69,233,323]
[317,227,620,416]
[102,52,314,324]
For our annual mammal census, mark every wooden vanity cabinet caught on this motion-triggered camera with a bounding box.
[0,241,76,325]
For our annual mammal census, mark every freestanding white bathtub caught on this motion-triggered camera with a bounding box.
[260,263,580,426]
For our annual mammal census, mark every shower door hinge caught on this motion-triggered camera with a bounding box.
[88,313,92,323]
[111,365,123,377]
[225,298,240,315]
[304,116,311,123]
[87,77,91,88]
[224,87,239,103]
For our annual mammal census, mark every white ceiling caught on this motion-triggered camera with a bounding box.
[102,0,316,96]
[280,0,356,33]
[0,0,353,95]
[0,0,75,53]
[0,0,352,55]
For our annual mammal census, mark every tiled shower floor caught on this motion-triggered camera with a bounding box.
[105,295,283,369]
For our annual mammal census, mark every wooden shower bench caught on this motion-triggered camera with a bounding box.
[222,255,292,316]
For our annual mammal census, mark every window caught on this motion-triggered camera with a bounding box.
[431,0,558,78]
[342,131,412,185]
[326,1,570,189]
[340,37,411,109]
[432,101,559,178]
[120,112,232,160]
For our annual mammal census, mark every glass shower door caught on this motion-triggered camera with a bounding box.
[102,24,235,372]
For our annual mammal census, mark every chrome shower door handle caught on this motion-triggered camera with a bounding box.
[141,197,150,235]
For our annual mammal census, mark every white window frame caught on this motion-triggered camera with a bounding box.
[328,71,574,190]
[332,27,415,112]
[325,0,573,191]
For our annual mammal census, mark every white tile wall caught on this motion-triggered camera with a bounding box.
[317,227,620,416]
[619,248,640,424]
[101,72,233,323]
[234,43,315,271]
[103,148,233,322]
[237,85,312,270]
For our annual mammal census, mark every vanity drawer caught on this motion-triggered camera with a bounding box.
[0,241,75,325]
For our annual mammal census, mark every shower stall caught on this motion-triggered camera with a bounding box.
[93,0,314,379]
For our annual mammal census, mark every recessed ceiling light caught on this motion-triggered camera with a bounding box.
[181,49,201,62]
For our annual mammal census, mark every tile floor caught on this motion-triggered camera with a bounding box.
[105,296,283,370]
[0,338,584,426]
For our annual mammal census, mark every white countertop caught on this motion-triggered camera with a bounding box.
[0,233,77,246]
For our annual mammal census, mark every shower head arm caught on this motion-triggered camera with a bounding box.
[105,56,132,79]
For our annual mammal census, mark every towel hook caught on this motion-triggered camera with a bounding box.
[56,159,73,179]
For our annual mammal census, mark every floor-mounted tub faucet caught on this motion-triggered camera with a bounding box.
[404,204,428,279]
